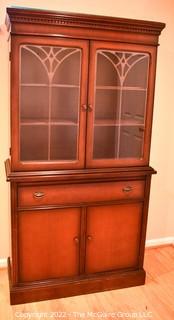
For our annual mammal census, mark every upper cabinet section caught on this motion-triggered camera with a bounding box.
[6,8,165,171]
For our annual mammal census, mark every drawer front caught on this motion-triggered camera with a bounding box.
[18,180,145,207]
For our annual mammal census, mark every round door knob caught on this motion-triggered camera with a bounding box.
[74,237,79,244]
[87,235,92,241]
[88,104,93,112]
[81,104,87,111]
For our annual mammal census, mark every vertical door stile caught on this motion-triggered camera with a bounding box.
[79,207,87,274]
[85,41,96,166]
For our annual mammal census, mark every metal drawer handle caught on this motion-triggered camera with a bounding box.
[122,186,133,193]
[33,191,45,199]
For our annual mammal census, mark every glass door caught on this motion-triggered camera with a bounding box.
[86,41,155,168]
[11,37,88,171]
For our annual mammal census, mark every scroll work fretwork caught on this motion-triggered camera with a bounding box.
[22,45,80,82]
[100,51,149,86]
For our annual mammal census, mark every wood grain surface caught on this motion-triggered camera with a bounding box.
[0,245,173,320]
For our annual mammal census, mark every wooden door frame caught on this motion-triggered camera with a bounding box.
[85,41,157,168]
[11,36,89,171]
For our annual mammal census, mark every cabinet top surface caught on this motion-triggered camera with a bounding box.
[6,7,165,35]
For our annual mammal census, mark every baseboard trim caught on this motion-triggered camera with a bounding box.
[146,237,174,248]
[0,258,7,268]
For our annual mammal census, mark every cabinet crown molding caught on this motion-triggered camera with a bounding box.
[6,7,165,36]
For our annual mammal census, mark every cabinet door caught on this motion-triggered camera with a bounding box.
[11,36,88,171]
[18,208,81,282]
[86,41,157,168]
[85,203,142,274]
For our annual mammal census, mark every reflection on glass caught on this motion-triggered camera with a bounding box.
[93,50,149,160]
[119,126,144,158]
[20,45,81,162]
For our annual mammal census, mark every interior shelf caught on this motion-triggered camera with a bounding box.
[20,119,78,126]
[20,83,80,88]
[96,86,147,91]
[94,119,145,126]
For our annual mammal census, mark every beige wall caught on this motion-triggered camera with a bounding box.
[0,0,173,258]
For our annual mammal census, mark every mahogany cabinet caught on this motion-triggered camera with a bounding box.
[5,7,165,304]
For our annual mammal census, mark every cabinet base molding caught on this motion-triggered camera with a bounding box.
[8,258,145,305]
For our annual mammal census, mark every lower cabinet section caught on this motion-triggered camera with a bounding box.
[17,202,143,282]
[8,178,149,304]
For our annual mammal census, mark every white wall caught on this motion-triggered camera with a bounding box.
[0,0,174,259]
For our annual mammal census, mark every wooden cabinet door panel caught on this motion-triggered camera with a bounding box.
[85,203,143,274]
[18,208,81,282]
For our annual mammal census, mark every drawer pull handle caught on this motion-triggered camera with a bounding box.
[33,192,45,199]
[122,186,133,193]
[74,237,80,244]
[87,235,92,241]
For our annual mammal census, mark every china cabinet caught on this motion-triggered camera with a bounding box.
[5,7,165,304]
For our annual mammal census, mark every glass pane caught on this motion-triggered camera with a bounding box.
[95,89,120,121]
[20,126,48,161]
[19,45,81,162]
[96,53,120,86]
[93,126,118,159]
[119,126,144,158]
[51,87,79,123]
[50,126,77,160]
[20,87,49,121]
[21,46,48,84]
[93,50,149,160]
[121,91,146,124]
[53,50,80,85]
[124,56,149,87]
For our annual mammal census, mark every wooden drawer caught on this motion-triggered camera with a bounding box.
[18,180,145,208]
